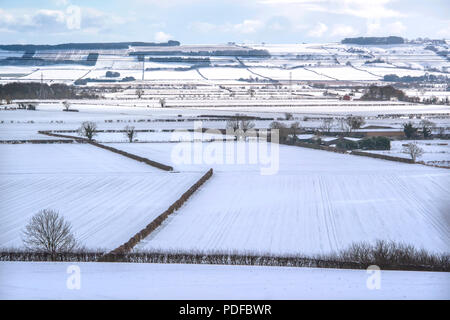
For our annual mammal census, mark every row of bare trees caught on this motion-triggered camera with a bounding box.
[78,121,137,142]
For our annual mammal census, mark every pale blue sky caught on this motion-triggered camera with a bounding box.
[0,0,449,44]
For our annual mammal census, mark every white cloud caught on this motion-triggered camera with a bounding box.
[232,19,263,34]
[437,24,450,38]
[190,19,263,34]
[0,7,127,34]
[331,24,357,37]
[260,0,403,20]
[154,31,173,42]
[308,22,328,37]
[387,21,406,35]
[366,20,381,35]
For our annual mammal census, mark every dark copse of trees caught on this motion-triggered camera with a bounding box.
[0,52,99,66]
[148,57,211,63]
[130,49,270,57]
[403,122,418,138]
[105,71,121,78]
[74,76,135,85]
[337,137,390,150]
[360,85,406,101]
[425,45,450,61]
[0,82,97,100]
[383,73,449,83]
[336,139,359,150]
[358,136,391,150]
[0,41,180,51]
[341,36,404,45]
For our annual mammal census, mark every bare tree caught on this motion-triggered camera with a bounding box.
[226,118,240,131]
[290,121,301,142]
[338,118,351,134]
[320,118,334,134]
[240,118,255,131]
[124,125,137,142]
[62,100,71,111]
[79,121,97,141]
[159,98,166,108]
[270,121,289,142]
[284,112,293,120]
[136,88,144,99]
[436,126,446,138]
[420,120,435,138]
[345,116,365,131]
[403,142,424,162]
[226,114,255,141]
[22,209,78,260]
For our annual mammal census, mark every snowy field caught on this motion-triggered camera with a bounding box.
[367,140,450,166]
[107,142,450,255]
[0,261,448,299]
[0,144,202,249]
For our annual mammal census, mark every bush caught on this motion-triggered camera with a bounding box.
[105,71,120,78]
[403,122,418,138]
[337,240,448,270]
[336,139,359,150]
[359,136,391,150]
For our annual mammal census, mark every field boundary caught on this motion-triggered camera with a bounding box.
[0,139,73,144]
[2,248,447,272]
[284,141,416,164]
[99,168,214,261]
[38,130,173,171]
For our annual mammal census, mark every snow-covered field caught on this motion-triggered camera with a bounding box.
[249,67,331,81]
[2,42,449,84]
[367,139,450,166]
[106,142,450,255]
[1,261,448,299]
[0,144,202,250]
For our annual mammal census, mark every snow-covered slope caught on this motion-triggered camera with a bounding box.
[1,261,448,299]
[108,142,450,255]
[0,144,201,249]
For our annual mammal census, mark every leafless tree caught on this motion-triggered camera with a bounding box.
[419,120,435,138]
[284,112,293,120]
[403,142,424,162]
[345,116,365,131]
[436,126,446,138]
[240,118,255,131]
[78,121,97,141]
[290,121,301,141]
[136,88,144,99]
[159,98,166,108]
[124,125,137,142]
[270,121,289,142]
[226,114,255,141]
[22,209,78,260]
[320,118,334,133]
[62,100,71,111]
[338,118,351,134]
[226,118,240,131]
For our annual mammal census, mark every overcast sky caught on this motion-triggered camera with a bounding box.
[0,0,449,44]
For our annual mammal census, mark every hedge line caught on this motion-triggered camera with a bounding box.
[99,168,213,261]
[1,245,447,272]
[38,131,173,171]
[284,141,415,164]
[88,141,173,171]
[0,139,73,144]
[350,150,414,164]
